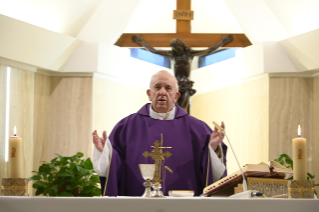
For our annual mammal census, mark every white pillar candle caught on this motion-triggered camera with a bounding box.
[9,126,23,178]
[292,125,307,180]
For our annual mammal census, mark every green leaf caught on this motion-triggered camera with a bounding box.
[57,179,66,188]
[281,154,292,159]
[77,166,88,175]
[48,175,54,183]
[39,172,47,180]
[33,181,46,187]
[50,185,58,192]
[307,173,314,179]
[35,186,45,196]
[30,175,42,180]
[89,175,100,183]
[66,185,82,191]
[69,162,77,172]
[84,158,93,170]
[57,171,74,177]
[59,191,74,197]
[76,152,84,158]
[82,186,96,194]
[51,157,58,163]
[56,154,64,160]
[60,158,67,167]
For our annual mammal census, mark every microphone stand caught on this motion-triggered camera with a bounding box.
[223,132,247,192]
[212,122,247,191]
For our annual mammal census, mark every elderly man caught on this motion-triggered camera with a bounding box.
[92,70,227,196]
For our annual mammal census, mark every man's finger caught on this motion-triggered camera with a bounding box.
[103,131,107,141]
[93,135,100,141]
[221,121,225,130]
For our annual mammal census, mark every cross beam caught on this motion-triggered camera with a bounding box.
[115,33,251,47]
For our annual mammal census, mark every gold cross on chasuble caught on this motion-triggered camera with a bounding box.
[143,137,172,184]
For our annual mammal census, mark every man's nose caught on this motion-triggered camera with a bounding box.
[158,87,167,94]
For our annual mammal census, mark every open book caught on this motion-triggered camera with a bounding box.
[201,161,293,197]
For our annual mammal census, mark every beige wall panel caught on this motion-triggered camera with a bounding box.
[50,77,93,160]
[312,76,319,193]
[269,78,313,173]
[192,78,269,174]
[92,78,148,142]
[33,73,51,175]
[0,64,8,190]
[9,67,35,193]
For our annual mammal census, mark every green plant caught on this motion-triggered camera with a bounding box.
[30,152,101,197]
[275,154,319,193]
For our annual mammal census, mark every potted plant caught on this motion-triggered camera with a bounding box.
[30,152,101,196]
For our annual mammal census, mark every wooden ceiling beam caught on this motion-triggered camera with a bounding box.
[115,33,252,47]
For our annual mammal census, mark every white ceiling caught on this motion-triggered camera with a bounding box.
[1,0,318,40]
[0,0,103,36]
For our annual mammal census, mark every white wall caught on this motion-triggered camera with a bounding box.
[192,41,298,95]
[191,0,243,33]
[224,0,289,44]
[77,0,143,44]
[264,0,319,37]
[62,42,172,89]
[124,0,176,33]
[0,0,103,36]
[0,14,79,71]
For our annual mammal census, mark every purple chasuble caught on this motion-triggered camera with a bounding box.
[100,103,227,196]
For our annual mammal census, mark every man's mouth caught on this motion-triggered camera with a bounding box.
[158,98,166,102]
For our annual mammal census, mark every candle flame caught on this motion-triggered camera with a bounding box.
[14,126,16,136]
[298,125,301,137]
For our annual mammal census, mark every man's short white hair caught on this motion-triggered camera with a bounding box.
[149,70,179,91]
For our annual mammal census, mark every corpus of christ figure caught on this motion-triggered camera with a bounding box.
[132,34,234,111]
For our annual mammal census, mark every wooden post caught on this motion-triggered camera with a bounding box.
[176,0,191,34]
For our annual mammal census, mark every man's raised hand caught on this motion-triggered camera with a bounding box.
[209,122,225,151]
[92,130,107,152]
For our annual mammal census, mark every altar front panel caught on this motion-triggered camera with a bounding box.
[0,196,318,212]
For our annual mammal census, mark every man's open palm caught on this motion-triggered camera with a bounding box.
[92,130,107,152]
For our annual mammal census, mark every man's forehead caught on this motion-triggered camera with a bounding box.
[152,74,175,85]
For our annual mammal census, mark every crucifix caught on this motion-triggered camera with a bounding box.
[115,0,251,112]
[142,135,172,184]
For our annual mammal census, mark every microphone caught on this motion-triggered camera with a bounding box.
[228,190,263,199]
[212,121,248,192]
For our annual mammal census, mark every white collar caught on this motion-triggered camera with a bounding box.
[149,105,175,120]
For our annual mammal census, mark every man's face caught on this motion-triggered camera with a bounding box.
[147,73,180,113]
[172,44,184,54]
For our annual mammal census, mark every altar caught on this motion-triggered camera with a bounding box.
[0,196,318,212]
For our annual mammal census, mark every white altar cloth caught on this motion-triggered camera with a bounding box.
[0,196,318,212]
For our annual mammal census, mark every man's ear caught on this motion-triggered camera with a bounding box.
[174,91,181,102]
[147,89,151,101]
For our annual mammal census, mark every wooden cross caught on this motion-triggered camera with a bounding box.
[115,0,251,47]
[143,140,172,184]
